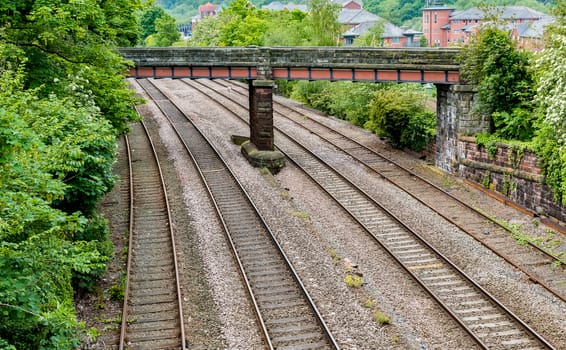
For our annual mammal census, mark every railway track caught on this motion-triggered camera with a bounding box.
[134,78,339,350]
[169,77,558,349]
[201,78,566,304]
[120,122,186,349]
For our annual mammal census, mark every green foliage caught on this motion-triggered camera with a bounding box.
[534,0,566,145]
[367,86,436,151]
[152,13,182,46]
[0,236,105,348]
[262,9,310,46]
[290,80,333,111]
[532,125,566,203]
[1,0,142,135]
[459,26,536,140]
[352,21,385,47]
[188,0,341,47]
[475,133,499,158]
[344,274,364,287]
[290,82,435,151]
[0,0,142,346]
[307,0,342,46]
[189,16,223,46]
[365,0,424,26]
[531,0,566,203]
[1,72,117,216]
[140,5,168,39]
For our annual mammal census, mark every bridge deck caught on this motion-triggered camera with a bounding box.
[120,47,460,84]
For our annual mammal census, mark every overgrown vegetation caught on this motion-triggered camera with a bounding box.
[291,81,436,152]
[189,0,341,47]
[458,1,566,204]
[0,0,142,347]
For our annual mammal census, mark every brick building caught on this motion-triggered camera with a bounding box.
[422,3,552,48]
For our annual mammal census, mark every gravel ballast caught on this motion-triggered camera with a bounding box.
[87,77,565,349]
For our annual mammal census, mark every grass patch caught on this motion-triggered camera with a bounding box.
[328,248,341,265]
[362,297,376,309]
[476,208,565,265]
[344,274,363,288]
[288,210,311,219]
[373,310,391,324]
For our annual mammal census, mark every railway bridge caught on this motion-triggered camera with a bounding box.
[120,47,486,172]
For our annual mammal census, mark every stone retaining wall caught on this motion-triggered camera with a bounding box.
[457,136,566,223]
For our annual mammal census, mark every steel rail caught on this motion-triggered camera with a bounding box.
[210,78,566,303]
[136,78,339,350]
[119,121,186,350]
[183,77,557,350]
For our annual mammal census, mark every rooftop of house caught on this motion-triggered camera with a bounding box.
[262,1,308,11]
[331,0,363,7]
[342,20,421,39]
[338,9,380,24]
[199,2,220,13]
[449,6,548,21]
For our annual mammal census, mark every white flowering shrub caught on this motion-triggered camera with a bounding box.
[534,31,566,145]
[532,0,566,203]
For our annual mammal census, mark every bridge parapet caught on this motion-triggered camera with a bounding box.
[119,46,461,83]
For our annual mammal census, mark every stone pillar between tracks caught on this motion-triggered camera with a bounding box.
[240,79,285,173]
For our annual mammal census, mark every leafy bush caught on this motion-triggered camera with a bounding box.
[289,82,435,152]
[366,87,436,151]
[0,0,140,342]
[459,26,536,139]
[290,80,333,111]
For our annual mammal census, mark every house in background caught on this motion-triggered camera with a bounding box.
[422,2,553,49]
[262,2,308,12]
[331,0,363,10]
[342,20,422,47]
[260,0,422,47]
[198,2,221,17]
[339,8,422,47]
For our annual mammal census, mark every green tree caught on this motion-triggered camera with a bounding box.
[0,0,145,346]
[262,9,310,46]
[0,0,142,135]
[153,13,181,46]
[534,0,566,145]
[353,21,385,46]
[190,16,223,46]
[217,0,268,46]
[140,5,168,39]
[531,0,566,203]
[367,86,436,151]
[0,65,109,348]
[459,26,535,140]
[307,0,341,46]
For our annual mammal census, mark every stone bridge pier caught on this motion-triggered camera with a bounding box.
[241,79,286,173]
[435,84,488,173]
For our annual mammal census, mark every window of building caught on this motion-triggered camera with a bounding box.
[454,19,459,24]
[454,29,459,34]
[392,37,400,43]
[434,12,437,23]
